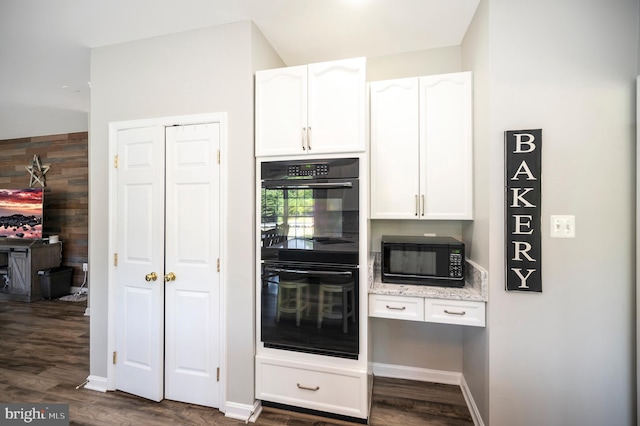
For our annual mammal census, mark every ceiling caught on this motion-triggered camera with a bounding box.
[0,0,479,140]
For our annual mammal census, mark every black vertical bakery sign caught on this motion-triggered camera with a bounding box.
[505,129,541,292]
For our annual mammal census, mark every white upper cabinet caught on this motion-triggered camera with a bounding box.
[255,57,366,157]
[419,72,473,219]
[370,78,420,219]
[370,71,473,220]
[255,65,307,156]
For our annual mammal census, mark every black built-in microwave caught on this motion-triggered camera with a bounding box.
[381,235,465,287]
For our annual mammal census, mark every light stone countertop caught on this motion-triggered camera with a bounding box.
[368,252,488,302]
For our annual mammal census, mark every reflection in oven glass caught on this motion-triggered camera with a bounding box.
[261,270,359,359]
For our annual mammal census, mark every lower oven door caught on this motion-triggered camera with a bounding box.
[260,261,359,359]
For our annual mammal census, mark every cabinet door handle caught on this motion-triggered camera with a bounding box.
[415,195,419,216]
[307,127,312,150]
[421,194,425,216]
[297,383,320,391]
[386,305,406,311]
[444,310,466,316]
[301,127,307,150]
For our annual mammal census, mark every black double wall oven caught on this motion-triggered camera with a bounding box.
[260,158,359,359]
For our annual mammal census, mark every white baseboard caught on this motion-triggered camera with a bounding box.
[460,375,484,426]
[372,362,483,426]
[372,362,462,385]
[225,400,262,423]
[84,375,108,393]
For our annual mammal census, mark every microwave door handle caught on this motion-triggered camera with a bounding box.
[264,182,353,190]
[384,272,451,280]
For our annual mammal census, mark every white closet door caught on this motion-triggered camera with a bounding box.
[115,126,166,402]
[164,123,221,407]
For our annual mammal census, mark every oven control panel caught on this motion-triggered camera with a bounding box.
[261,158,358,180]
[287,164,329,177]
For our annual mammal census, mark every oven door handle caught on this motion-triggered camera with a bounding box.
[263,182,353,190]
[265,267,352,276]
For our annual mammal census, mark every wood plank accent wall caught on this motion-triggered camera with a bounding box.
[0,132,88,289]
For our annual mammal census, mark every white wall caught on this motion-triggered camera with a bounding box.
[89,21,282,408]
[366,47,461,82]
[461,0,491,421]
[488,0,637,424]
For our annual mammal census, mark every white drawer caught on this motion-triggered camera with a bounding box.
[256,360,366,418]
[368,294,424,321]
[424,299,485,327]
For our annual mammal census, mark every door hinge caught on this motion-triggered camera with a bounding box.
[217,149,220,164]
[113,351,117,365]
[114,155,119,168]
[113,253,118,267]
[216,367,220,382]
[217,258,220,272]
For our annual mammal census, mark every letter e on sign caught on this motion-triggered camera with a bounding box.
[505,129,542,292]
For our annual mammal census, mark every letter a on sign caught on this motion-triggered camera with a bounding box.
[505,129,542,292]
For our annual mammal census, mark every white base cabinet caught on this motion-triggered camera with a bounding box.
[369,294,425,322]
[255,57,366,157]
[369,294,485,327]
[370,72,473,220]
[255,355,370,419]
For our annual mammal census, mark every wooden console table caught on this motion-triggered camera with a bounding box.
[0,240,62,302]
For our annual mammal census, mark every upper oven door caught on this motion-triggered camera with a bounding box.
[260,159,359,263]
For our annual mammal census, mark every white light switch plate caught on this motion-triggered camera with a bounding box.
[550,215,575,238]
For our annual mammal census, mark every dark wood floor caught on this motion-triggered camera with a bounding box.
[0,299,473,425]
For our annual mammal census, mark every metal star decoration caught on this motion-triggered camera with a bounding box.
[25,154,50,187]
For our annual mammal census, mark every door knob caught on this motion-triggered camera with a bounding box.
[145,272,158,282]
[164,272,176,282]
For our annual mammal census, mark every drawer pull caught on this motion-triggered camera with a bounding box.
[386,305,406,311]
[444,309,466,316]
[297,383,320,391]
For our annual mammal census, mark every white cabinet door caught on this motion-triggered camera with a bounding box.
[255,65,307,157]
[255,57,365,157]
[369,72,473,220]
[307,57,366,154]
[370,78,420,219]
[424,299,485,327]
[256,355,369,419]
[368,293,424,321]
[419,72,473,220]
